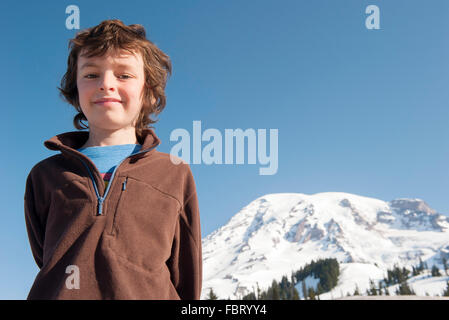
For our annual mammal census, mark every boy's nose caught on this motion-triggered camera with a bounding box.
[99,72,116,91]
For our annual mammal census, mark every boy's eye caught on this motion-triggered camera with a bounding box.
[83,74,131,79]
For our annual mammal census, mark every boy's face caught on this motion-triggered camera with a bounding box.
[76,49,146,133]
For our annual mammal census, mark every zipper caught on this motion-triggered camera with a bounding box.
[122,177,128,191]
[72,145,156,216]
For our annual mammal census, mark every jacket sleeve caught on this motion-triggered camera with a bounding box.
[167,168,202,300]
[24,171,45,269]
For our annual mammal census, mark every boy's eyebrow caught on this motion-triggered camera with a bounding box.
[79,62,136,70]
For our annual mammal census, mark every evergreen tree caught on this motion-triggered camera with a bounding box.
[301,280,307,300]
[271,279,280,300]
[308,287,316,300]
[279,275,292,300]
[317,283,324,295]
[242,258,341,301]
[294,258,340,294]
[378,280,385,296]
[368,279,377,296]
[442,257,448,276]
[412,266,418,277]
[396,281,415,295]
[292,287,300,300]
[431,265,441,277]
[280,290,287,300]
[384,264,413,286]
[242,292,257,300]
[400,267,410,282]
[206,288,218,300]
[353,284,360,296]
[418,257,424,273]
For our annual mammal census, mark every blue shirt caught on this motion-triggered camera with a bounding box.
[77,144,142,189]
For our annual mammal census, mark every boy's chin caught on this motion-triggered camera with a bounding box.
[89,122,136,132]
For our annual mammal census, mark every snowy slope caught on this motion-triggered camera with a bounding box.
[201,192,449,299]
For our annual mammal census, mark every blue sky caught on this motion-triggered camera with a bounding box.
[1,0,448,299]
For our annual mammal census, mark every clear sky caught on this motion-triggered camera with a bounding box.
[1,0,448,299]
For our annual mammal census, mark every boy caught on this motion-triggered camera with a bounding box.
[24,19,202,299]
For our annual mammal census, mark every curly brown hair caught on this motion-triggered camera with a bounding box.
[58,19,172,141]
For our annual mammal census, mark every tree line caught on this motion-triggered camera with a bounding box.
[359,257,449,297]
[206,258,340,300]
[206,256,449,299]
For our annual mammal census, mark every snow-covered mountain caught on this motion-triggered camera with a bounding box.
[201,192,449,299]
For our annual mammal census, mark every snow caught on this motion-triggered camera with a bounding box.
[200,192,449,299]
[407,274,449,296]
[318,263,386,299]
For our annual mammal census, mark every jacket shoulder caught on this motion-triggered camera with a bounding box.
[27,154,67,179]
[150,150,190,169]
[29,154,64,175]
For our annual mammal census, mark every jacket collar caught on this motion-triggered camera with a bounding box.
[44,128,161,155]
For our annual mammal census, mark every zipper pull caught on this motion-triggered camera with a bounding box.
[122,177,128,191]
[98,197,104,215]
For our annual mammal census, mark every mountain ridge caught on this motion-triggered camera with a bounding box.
[201,192,449,299]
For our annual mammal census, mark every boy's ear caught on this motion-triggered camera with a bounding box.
[149,87,157,106]
[145,85,156,106]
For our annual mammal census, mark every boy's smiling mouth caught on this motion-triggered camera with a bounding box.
[94,97,123,105]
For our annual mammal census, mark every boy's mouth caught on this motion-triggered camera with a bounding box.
[94,97,122,105]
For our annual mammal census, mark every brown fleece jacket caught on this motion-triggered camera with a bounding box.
[24,128,202,299]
